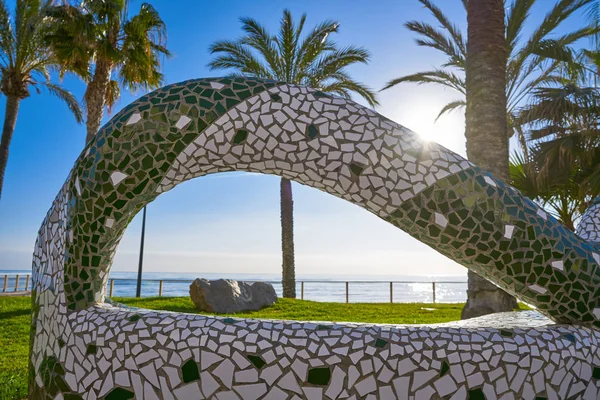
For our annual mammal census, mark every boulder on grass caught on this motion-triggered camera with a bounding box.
[189,278,277,313]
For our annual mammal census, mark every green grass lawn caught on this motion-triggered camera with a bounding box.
[114,296,466,324]
[0,297,32,400]
[0,296,518,399]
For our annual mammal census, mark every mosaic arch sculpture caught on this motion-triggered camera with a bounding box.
[31,77,600,399]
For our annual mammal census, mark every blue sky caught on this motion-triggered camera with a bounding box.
[0,0,590,276]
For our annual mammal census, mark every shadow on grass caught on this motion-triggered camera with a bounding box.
[0,309,31,319]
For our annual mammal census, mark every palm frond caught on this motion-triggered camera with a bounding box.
[583,164,600,198]
[435,99,466,121]
[533,39,576,63]
[275,9,298,82]
[405,20,465,68]
[505,0,535,57]
[519,84,600,128]
[507,60,564,110]
[44,82,84,123]
[0,0,14,69]
[516,0,592,66]
[119,2,170,90]
[554,24,598,47]
[319,77,379,107]
[208,40,273,78]
[418,0,466,56]
[43,4,95,79]
[512,123,529,158]
[239,16,280,78]
[290,11,306,80]
[509,151,543,199]
[506,0,593,107]
[382,70,465,94]
[295,19,338,78]
[309,46,371,83]
[586,0,600,25]
[105,79,120,113]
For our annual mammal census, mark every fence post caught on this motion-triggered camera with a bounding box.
[301,282,304,300]
[159,280,163,297]
[432,282,436,303]
[345,282,349,304]
[14,274,19,292]
[3,274,7,292]
[25,275,30,291]
[109,279,114,297]
[390,282,393,303]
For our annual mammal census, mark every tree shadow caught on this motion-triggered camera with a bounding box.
[0,309,31,320]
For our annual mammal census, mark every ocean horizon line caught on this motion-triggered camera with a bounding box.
[0,268,467,280]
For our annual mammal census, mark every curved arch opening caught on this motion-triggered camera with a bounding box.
[107,170,466,302]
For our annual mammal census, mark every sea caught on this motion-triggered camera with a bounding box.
[0,269,468,303]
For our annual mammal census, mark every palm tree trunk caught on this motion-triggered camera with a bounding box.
[559,196,575,231]
[84,59,112,144]
[462,0,517,319]
[0,95,21,201]
[280,177,296,298]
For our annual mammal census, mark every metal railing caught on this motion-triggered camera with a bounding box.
[105,278,466,303]
[0,275,466,302]
[1,274,31,293]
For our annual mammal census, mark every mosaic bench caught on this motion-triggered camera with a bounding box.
[30,77,600,399]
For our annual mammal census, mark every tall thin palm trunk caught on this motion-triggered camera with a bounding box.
[462,0,517,319]
[84,60,112,143]
[280,177,296,298]
[0,95,21,200]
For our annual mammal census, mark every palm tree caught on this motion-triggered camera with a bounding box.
[527,3,600,203]
[510,150,594,230]
[511,83,600,225]
[43,0,170,143]
[0,0,83,201]
[460,0,518,319]
[208,10,378,298]
[383,0,595,157]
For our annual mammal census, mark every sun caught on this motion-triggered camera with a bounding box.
[399,107,443,142]
[413,124,438,142]
[395,105,466,156]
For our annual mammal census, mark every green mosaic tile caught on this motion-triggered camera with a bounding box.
[306,124,319,139]
[233,129,248,144]
[86,344,97,355]
[182,359,200,383]
[468,388,486,400]
[440,360,450,377]
[247,355,266,369]
[307,367,331,385]
[349,162,364,176]
[105,387,135,400]
[63,394,83,400]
